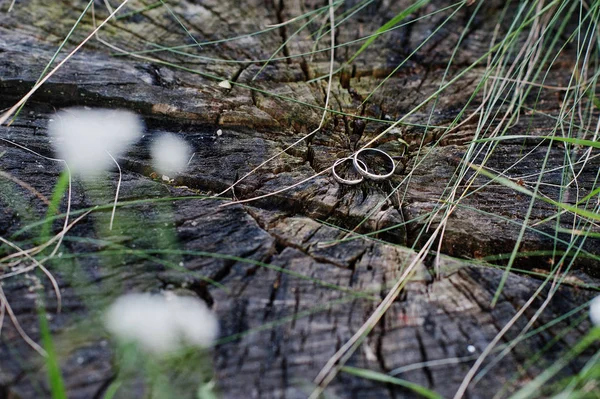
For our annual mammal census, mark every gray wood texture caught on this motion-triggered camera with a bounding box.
[0,1,599,398]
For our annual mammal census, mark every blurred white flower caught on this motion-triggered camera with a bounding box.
[590,296,600,326]
[150,134,192,177]
[104,293,218,354]
[48,108,143,177]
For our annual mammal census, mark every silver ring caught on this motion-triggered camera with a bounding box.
[332,157,366,185]
[353,148,396,181]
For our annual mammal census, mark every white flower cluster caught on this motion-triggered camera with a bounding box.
[48,108,143,177]
[590,296,600,327]
[48,108,192,178]
[104,293,219,354]
[150,134,192,177]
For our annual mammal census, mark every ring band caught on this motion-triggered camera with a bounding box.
[353,148,396,181]
[332,157,366,185]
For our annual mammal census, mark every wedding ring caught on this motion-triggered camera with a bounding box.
[353,148,396,181]
[332,157,366,185]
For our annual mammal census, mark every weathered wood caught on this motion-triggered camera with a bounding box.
[0,1,599,398]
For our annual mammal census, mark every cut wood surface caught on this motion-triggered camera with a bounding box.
[0,1,599,398]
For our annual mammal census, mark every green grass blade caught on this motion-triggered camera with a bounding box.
[540,135,600,149]
[38,304,67,399]
[475,134,600,149]
[341,366,442,399]
[10,0,94,123]
[346,0,431,64]
[467,162,600,223]
[39,171,70,244]
[115,1,163,20]
[509,328,600,399]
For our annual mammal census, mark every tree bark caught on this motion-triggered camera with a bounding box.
[0,0,598,398]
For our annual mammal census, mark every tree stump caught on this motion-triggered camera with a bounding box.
[0,1,599,398]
